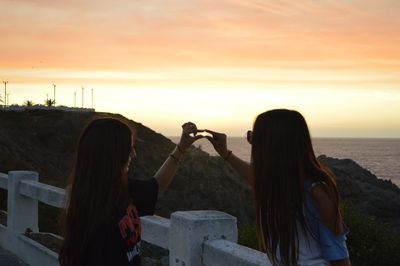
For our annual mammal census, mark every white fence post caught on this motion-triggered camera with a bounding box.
[169,210,237,266]
[7,171,39,234]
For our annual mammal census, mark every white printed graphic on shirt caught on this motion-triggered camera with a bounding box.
[127,241,141,262]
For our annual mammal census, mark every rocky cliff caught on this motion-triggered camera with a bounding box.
[319,155,400,231]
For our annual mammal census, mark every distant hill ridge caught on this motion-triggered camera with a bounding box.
[0,110,399,231]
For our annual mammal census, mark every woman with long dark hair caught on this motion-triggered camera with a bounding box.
[206,109,351,266]
[59,118,202,266]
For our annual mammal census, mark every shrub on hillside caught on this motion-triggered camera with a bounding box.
[342,201,400,266]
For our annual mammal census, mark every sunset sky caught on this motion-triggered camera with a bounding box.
[0,0,399,137]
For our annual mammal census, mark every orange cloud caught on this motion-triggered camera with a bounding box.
[1,0,399,71]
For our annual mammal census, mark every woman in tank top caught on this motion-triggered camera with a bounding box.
[205,109,351,266]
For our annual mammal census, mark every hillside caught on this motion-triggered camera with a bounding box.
[0,110,399,232]
[0,110,254,226]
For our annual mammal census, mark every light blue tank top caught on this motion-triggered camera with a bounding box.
[297,179,350,265]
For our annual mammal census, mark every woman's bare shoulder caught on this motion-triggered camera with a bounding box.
[310,182,343,234]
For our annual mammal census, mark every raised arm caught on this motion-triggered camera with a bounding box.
[205,130,254,186]
[155,122,203,193]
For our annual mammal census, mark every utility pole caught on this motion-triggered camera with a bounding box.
[74,91,77,107]
[81,86,84,108]
[53,84,56,105]
[91,88,94,109]
[2,81,8,108]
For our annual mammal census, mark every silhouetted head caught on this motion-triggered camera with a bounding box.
[252,109,316,180]
[74,118,135,192]
[60,117,135,266]
[251,109,339,266]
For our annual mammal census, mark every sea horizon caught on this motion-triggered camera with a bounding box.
[169,136,400,140]
[169,136,400,187]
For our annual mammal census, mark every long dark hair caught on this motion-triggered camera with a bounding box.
[252,109,341,266]
[59,118,134,266]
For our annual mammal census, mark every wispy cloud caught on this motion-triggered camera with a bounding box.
[0,0,399,79]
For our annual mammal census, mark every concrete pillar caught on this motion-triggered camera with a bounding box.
[169,210,237,266]
[7,171,39,234]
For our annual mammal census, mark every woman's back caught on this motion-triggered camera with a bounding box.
[272,179,349,265]
[299,180,349,265]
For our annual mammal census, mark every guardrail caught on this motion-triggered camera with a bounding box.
[0,171,271,266]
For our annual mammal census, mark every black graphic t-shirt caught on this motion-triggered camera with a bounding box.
[91,178,158,266]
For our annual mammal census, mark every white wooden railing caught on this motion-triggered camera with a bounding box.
[0,171,270,266]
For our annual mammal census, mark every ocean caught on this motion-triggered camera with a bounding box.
[170,137,400,187]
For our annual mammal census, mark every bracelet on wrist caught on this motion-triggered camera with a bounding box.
[223,150,232,161]
[169,154,180,164]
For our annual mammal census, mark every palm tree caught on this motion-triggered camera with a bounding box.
[45,99,55,107]
[24,100,34,106]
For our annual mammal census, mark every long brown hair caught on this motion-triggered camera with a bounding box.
[252,109,341,266]
[59,118,134,266]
